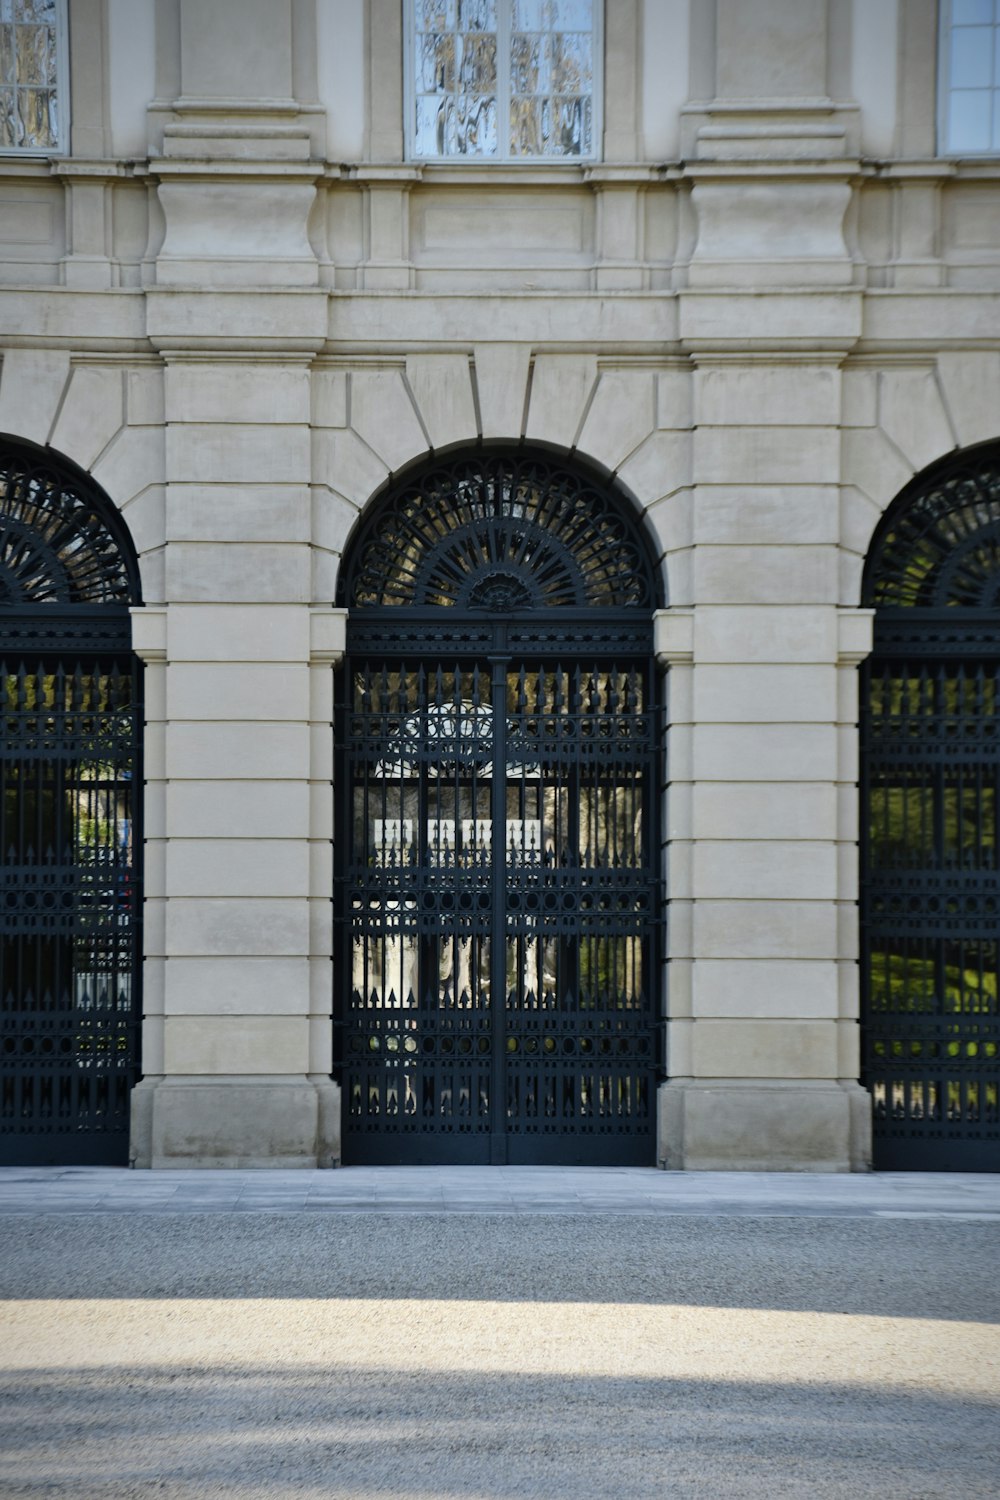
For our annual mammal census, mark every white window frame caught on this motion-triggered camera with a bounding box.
[938,0,1000,156]
[404,1,603,164]
[0,0,69,156]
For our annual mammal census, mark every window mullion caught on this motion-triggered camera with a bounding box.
[497,1,511,163]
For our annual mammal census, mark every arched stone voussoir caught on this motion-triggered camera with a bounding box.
[840,427,916,513]
[119,485,166,560]
[644,487,693,560]
[90,425,167,515]
[936,352,1000,451]
[876,367,957,477]
[350,369,428,473]
[0,349,70,446]
[576,368,657,474]
[616,430,692,511]
[49,366,126,474]
[524,354,598,450]
[312,427,389,509]
[473,343,531,439]
[405,353,476,450]
[311,483,361,557]
[839,484,883,565]
[839,548,865,609]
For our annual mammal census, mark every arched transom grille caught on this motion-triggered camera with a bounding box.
[344,451,656,611]
[866,453,1000,609]
[0,446,134,607]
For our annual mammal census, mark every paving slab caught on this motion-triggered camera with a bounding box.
[1,1164,999,1216]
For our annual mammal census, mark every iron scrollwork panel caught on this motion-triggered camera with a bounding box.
[862,653,1000,1167]
[1,655,142,1162]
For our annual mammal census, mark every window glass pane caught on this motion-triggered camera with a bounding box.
[18,1,57,21]
[417,91,497,156]
[0,0,58,151]
[512,0,545,25]
[951,25,994,88]
[459,30,497,90]
[513,0,590,25]
[511,32,548,93]
[546,93,589,154]
[552,29,591,92]
[510,93,541,153]
[949,88,993,149]
[508,8,591,158]
[414,0,498,157]
[417,31,456,92]
[417,0,457,26]
[19,82,54,145]
[414,0,594,160]
[15,23,47,84]
[994,89,1000,146]
[0,86,15,145]
[952,0,993,23]
[458,0,496,27]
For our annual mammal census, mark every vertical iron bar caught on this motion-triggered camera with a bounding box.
[489,634,508,1163]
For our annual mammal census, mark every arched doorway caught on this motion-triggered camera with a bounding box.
[0,438,142,1165]
[862,443,1000,1170]
[335,447,664,1164]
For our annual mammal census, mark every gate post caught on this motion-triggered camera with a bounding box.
[656,349,867,1171]
[835,608,875,1172]
[129,348,327,1168]
[308,608,347,1167]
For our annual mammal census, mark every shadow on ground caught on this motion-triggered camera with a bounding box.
[1,1213,998,1322]
[1,1365,998,1499]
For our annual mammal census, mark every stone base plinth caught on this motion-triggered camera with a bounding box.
[129,1076,342,1169]
[657,1080,872,1173]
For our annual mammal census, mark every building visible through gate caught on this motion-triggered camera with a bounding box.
[862,444,1000,1170]
[335,448,663,1164]
[0,440,142,1166]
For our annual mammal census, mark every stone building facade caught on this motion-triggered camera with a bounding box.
[1,0,998,1172]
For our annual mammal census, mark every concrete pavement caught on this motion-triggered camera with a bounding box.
[1,1170,998,1498]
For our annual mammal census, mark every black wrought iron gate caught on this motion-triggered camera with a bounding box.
[862,630,1000,1170]
[1,650,141,1163]
[334,445,664,1166]
[1,441,143,1166]
[861,446,1000,1172]
[336,639,659,1164]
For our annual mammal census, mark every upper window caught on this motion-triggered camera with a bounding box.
[0,0,66,154]
[940,0,1000,154]
[407,1,599,161]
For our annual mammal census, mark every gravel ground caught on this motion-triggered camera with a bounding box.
[1,1212,998,1499]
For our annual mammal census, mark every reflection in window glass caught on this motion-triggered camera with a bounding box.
[0,0,62,153]
[942,0,1000,152]
[953,0,992,24]
[411,0,596,160]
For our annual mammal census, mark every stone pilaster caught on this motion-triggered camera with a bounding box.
[657,352,862,1170]
[134,344,329,1166]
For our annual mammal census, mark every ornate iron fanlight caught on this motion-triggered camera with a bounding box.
[865,451,1000,609]
[0,444,136,607]
[342,449,657,611]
